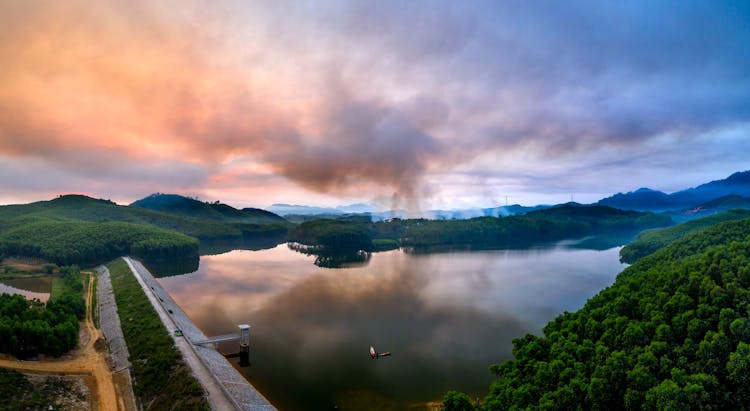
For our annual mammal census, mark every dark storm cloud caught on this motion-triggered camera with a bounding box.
[265,90,446,209]
[261,0,750,200]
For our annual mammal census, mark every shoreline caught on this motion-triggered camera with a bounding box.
[122,257,275,411]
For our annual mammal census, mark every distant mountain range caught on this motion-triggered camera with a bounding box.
[597,170,750,212]
[266,203,377,216]
[265,170,750,222]
[267,170,750,220]
[267,202,549,220]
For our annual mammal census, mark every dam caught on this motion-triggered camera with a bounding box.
[122,257,275,411]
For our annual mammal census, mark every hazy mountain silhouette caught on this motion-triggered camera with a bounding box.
[598,170,750,211]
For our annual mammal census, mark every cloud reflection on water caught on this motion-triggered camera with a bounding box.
[158,244,624,409]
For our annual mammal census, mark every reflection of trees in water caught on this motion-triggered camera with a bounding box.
[178,245,624,410]
[240,259,524,410]
[145,255,199,278]
[147,233,287,277]
[199,232,287,256]
[313,250,371,268]
[401,229,639,255]
[287,243,372,268]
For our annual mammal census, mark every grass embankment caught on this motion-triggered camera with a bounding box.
[90,275,99,328]
[50,265,86,300]
[107,258,208,410]
[49,277,68,300]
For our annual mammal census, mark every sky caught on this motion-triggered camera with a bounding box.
[1,1,749,210]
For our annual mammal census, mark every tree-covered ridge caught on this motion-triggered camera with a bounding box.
[0,194,293,267]
[0,194,288,242]
[130,193,287,224]
[0,220,198,267]
[692,195,750,212]
[287,205,672,253]
[288,218,374,252]
[620,209,750,264]
[477,217,750,410]
[399,204,671,249]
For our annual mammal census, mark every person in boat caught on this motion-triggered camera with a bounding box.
[370,345,391,359]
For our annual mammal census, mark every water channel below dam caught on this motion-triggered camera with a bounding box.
[153,241,626,410]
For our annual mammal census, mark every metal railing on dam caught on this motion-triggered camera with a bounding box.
[122,257,276,411]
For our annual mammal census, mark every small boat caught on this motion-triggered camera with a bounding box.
[370,345,391,359]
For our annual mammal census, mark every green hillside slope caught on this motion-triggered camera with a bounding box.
[620,209,750,263]
[0,194,290,242]
[400,204,673,249]
[695,195,750,210]
[475,217,750,410]
[131,193,287,224]
[0,194,290,266]
[0,220,198,266]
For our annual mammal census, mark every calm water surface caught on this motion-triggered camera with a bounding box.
[0,278,52,302]
[156,243,625,410]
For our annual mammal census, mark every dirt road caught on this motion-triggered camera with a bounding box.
[0,271,126,410]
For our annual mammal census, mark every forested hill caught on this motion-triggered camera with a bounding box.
[620,209,750,264]
[0,194,289,266]
[665,195,750,222]
[524,203,664,224]
[0,221,199,266]
[693,195,750,212]
[0,194,288,241]
[131,193,287,224]
[474,217,750,410]
[288,204,673,253]
[399,204,672,249]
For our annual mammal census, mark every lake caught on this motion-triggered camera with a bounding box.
[155,241,626,410]
[0,277,52,302]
